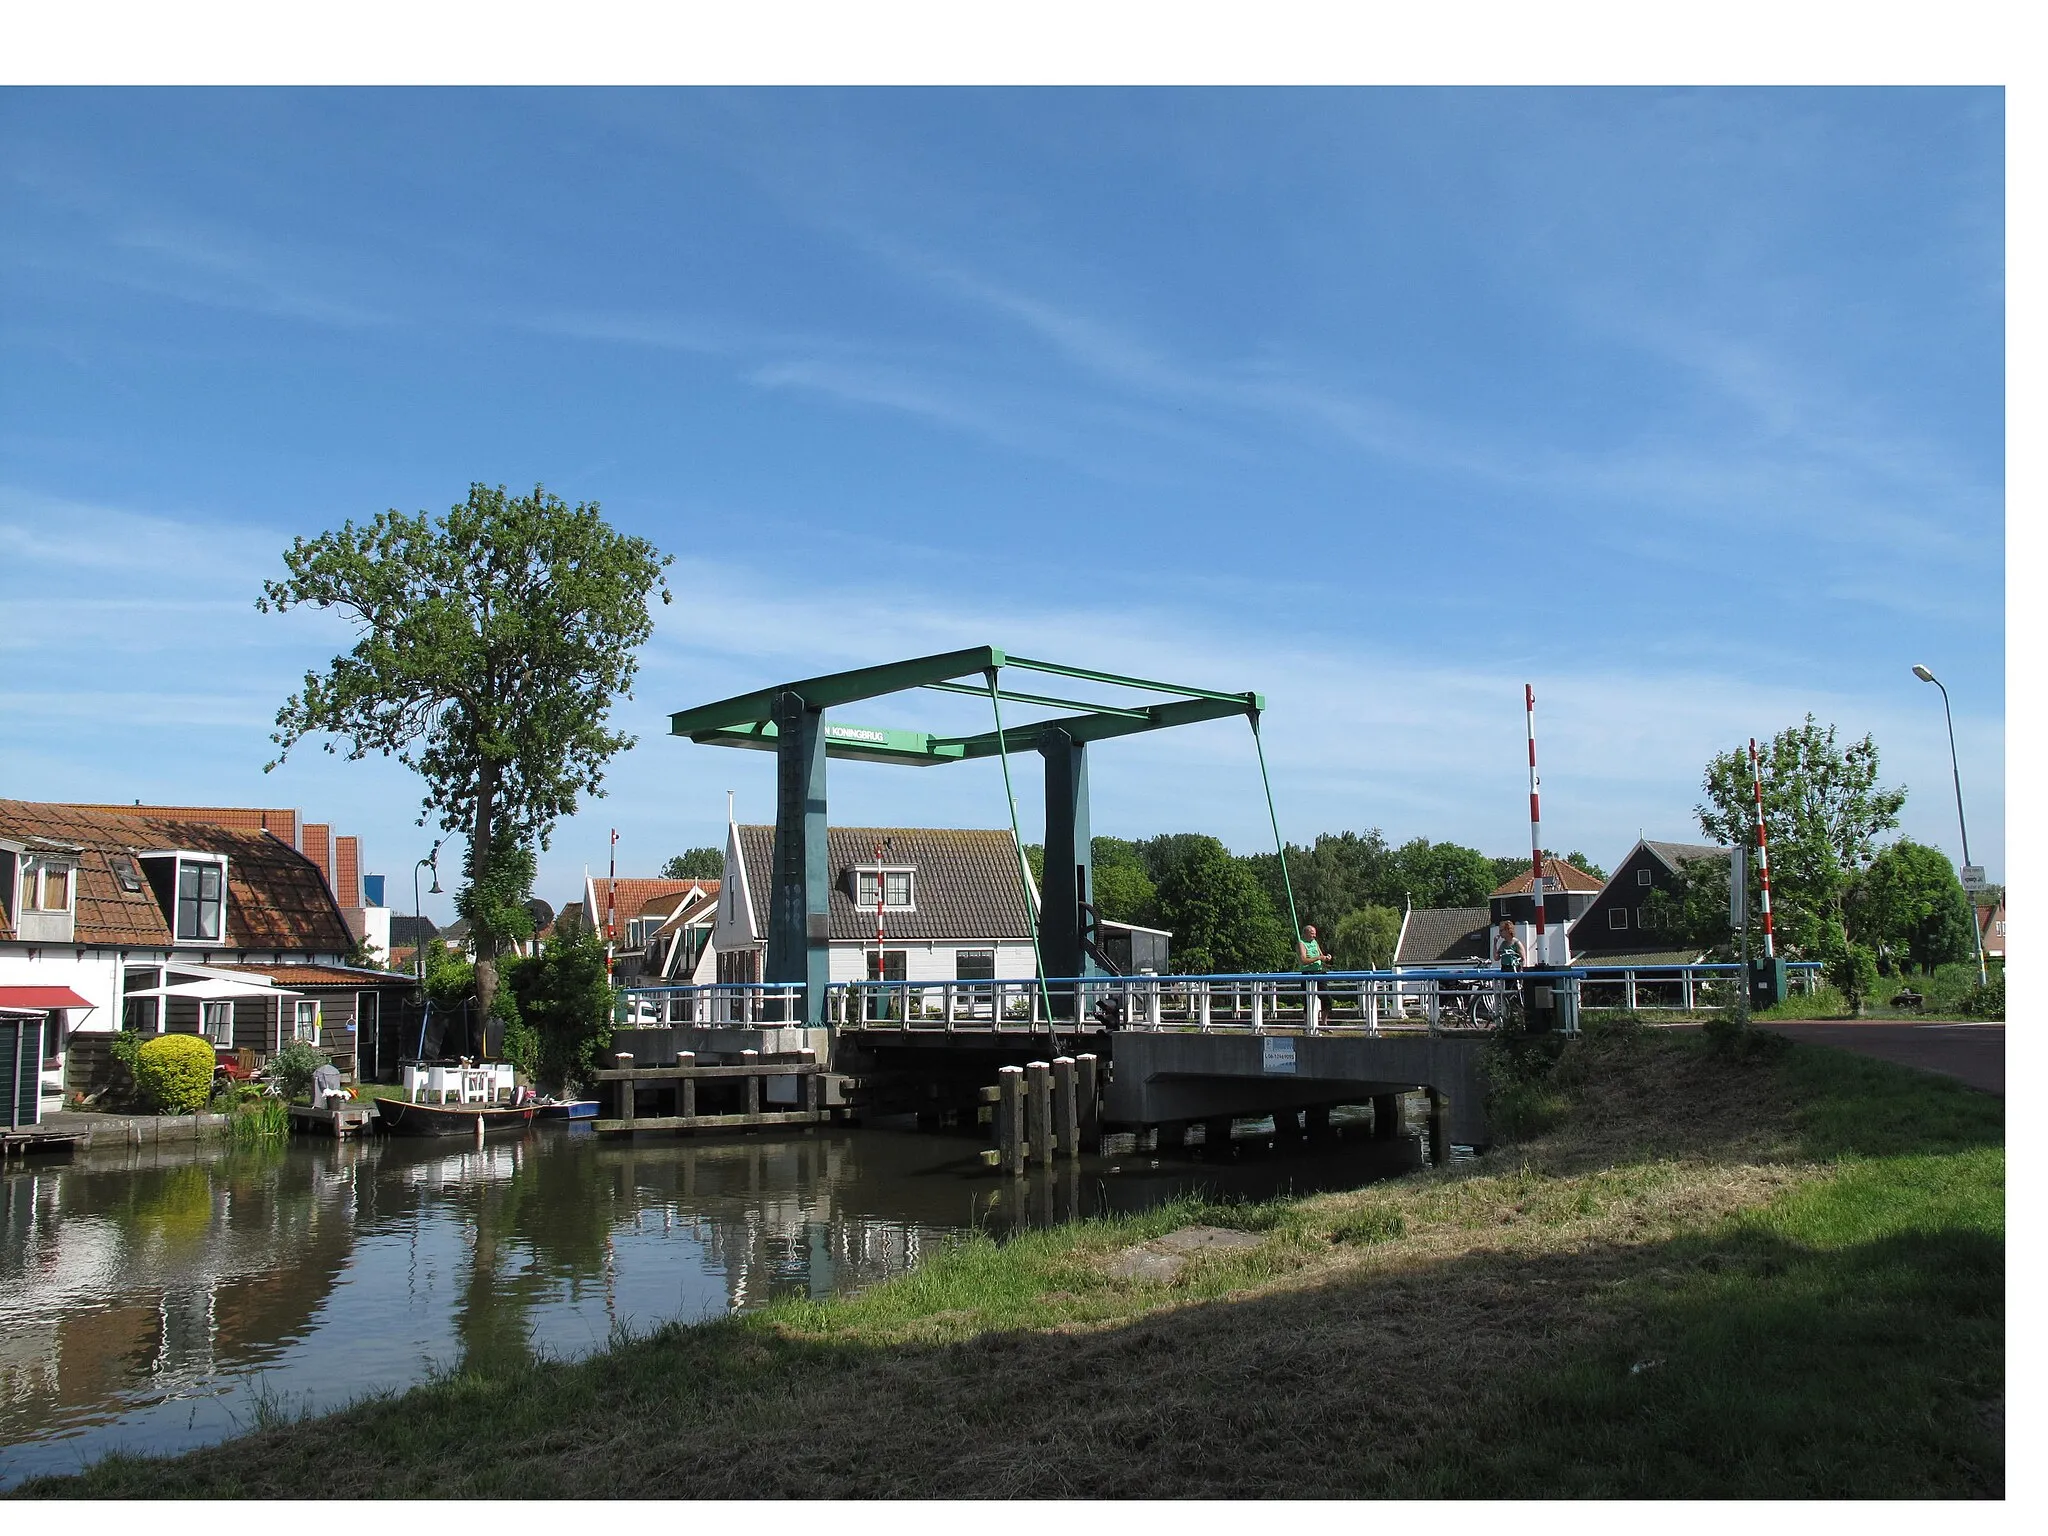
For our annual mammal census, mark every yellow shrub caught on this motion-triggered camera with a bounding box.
[135,1032,218,1114]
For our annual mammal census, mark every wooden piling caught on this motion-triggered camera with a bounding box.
[616,1053,635,1125]
[1075,1053,1100,1153]
[1427,1088,1452,1167]
[998,1065,1025,1175]
[1026,1060,1054,1167]
[1306,1103,1333,1146]
[1204,1116,1235,1156]
[1272,1107,1303,1145]
[742,1049,761,1116]
[1052,1056,1079,1161]
[679,1051,696,1119]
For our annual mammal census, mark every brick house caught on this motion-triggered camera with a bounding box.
[0,800,414,1114]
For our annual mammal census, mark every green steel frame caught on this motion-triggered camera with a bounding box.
[669,645,1283,1024]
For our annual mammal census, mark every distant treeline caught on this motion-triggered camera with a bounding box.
[1026,832,1603,974]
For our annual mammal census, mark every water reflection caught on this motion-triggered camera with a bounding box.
[1,1122,1416,1486]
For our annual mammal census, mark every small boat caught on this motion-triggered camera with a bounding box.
[374,1098,537,1137]
[532,1099,601,1122]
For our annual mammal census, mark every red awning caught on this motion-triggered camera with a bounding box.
[0,986,96,1010]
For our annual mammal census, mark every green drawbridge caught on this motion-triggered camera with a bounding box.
[668,645,1298,1024]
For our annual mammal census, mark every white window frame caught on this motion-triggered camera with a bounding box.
[1608,908,1629,931]
[203,1000,235,1047]
[175,856,228,944]
[853,866,916,911]
[1636,868,1654,886]
[292,999,321,1044]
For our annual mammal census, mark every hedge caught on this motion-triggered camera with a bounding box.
[134,1032,218,1114]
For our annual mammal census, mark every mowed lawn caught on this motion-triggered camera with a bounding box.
[14,1020,2003,1499]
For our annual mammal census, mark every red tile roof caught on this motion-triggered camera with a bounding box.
[0,799,354,952]
[1491,857,1605,896]
[213,962,407,988]
[60,804,300,845]
[587,877,709,937]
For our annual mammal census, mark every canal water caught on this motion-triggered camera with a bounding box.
[0,1120,1420,1487]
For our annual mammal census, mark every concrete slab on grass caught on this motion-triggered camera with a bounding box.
[1107,1225,1266,1283]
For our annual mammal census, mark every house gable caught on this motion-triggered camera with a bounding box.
[1568,838,1729,958]
[733,825,1033,944]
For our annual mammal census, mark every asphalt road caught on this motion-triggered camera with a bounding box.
[1761,1020,2005,1096]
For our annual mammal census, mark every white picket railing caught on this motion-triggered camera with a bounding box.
[617,960,1824,1038]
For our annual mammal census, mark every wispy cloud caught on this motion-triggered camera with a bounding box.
[4,163,390,328]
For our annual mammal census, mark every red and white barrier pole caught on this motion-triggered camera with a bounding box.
[1526,684,1547,964]
[1749,739,1775,958]
[605,826,618,979]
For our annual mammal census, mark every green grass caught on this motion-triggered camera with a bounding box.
[13,1030,2000,1500]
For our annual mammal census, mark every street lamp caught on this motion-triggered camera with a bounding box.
[412,837,449,982]
[1911,664,1989,986]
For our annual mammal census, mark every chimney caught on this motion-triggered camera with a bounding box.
[303,823,334,893]
[334,835,362,909]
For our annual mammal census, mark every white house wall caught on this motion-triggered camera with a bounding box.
[824,940,1037,984]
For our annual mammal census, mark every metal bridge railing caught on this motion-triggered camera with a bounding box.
[616,961,1824,1037]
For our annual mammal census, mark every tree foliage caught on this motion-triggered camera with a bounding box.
[1849,839,1976,974]
[1153,836,1292,974]
[260,482,671,1018]
[661,847,724,880]
[1332,904,1402,970]
[1695,716,1904,953]
[508,921,616,1094]
[1640,852,1737,958]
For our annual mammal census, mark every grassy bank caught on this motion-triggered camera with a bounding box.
[17,1022,2001,1499]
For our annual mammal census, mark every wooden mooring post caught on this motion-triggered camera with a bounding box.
[1026,1061,1054,1168]
[997,1064,1025,1175]
[1052,1057,1078,1161]
[1075,1053,1100,1153]
[1426,1088,1451,1167]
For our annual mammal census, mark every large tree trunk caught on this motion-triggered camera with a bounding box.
[472,760,499,1054]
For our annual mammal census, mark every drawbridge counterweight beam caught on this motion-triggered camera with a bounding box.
[669,645,1279,1026]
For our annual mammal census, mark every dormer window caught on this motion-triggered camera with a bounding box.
[176,858,226,943]
[33,866,71,911]
[853,867,914,911]
[111,855,144,893]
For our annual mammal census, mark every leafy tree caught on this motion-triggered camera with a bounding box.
[1562,850,1606,881]
[1695,716,1904,954]
[508,920,616,1094]
[1332,904,1402,970]
[1092,860,1158,926]
[1849,839,1976,974]
[260,482,672,1024]
[1388,838,1498,909]
[1245,829,1396,936]
[1825,934,1882,1017]
[1153,836,1292,974]
[661,847,724,880]
[1640,851,1737,958]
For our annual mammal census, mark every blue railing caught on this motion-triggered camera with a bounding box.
[617,960,1823,1033]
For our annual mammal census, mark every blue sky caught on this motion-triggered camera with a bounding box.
[0,88,2005,920]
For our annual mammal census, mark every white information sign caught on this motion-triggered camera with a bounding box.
[1961,865,1987,892]
[1261,1036,1297,1075]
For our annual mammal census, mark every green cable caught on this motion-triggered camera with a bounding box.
[986,667,1056,1026]
[1251,710,1304,950]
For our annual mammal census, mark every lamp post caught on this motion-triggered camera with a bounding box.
[1911,665,1989,987]
[412,838,448,982]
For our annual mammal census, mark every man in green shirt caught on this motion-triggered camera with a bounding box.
[1298,925,1329,972]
